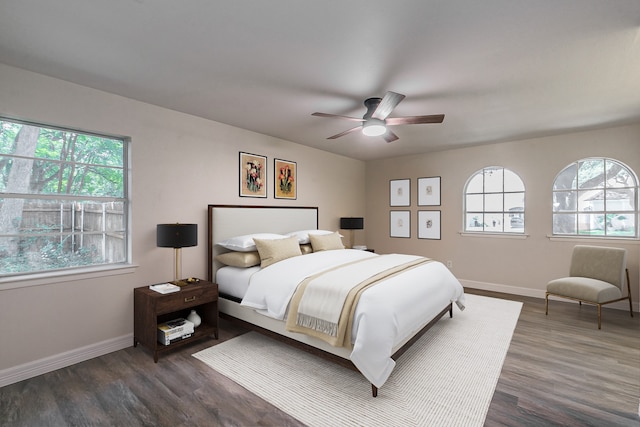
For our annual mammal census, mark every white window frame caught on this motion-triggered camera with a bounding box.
[0,117,132,284]
[551,157,638,239]
[463,166,526,235]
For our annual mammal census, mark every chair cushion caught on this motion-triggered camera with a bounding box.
[547,277,622,303]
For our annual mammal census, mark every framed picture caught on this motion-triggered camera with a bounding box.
[418,210,441,240]
[274,158,297,199]
[390,210,411,238]
[239,152,267,198]
[390,179,410,206]
[418,176,441,206]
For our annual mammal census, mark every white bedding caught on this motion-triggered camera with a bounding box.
[240,249,466,388]
[216,266,260,299]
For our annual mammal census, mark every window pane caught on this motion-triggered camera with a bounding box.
[578,213,604,235]
[607,213,635,236]
[553,213,576,234]
[554,164,577,190]
[466,173,483,193]
[484,193,503,212]
[577,189,604,212]
[504,169,524,192]
[466,213,484,231]
[605,160,633,188]
[484,168,503,193]
[504,192,524,211]
[507,210,524,230]
[553,191,577,212]
[606,189,634,211]
[0,199,125,275]
[485,213,504,232]
[466,194,483,211]
[578,159,605,189]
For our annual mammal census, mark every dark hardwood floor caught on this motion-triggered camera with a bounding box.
[1,289,638,426]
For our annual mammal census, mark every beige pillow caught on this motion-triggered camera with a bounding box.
[300,244,313,254]
[309,231,344,252]
[253,236,302,267]
[215,251,261,268]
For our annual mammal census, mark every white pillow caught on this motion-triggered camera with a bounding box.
[286,229,335,244]
[217,233,286,252]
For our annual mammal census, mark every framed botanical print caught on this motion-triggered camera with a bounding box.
[390,210,411,238]
[390,179,410,206]
[274,158,297,199]
[418,210,441,239]
[239,152,267,198]
[418,176,441,206]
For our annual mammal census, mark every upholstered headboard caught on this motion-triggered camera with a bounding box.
[207,205,319,281]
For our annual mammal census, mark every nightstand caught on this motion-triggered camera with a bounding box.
[134,280,218,362]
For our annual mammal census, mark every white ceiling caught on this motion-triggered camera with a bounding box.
[1,1,640,160]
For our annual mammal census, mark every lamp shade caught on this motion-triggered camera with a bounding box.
[340,217,364,230]
[157,223,198,248]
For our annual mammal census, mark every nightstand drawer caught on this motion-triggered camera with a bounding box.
[156,286,216,314]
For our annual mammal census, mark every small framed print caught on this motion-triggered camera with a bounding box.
[390,179,410,206]
[418,210,441,240]
[239,152,267,198]
[418,176,441,206]
[390,210,411,238]
[274,158,297,199]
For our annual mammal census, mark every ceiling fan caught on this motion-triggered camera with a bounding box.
[312,91,444,143]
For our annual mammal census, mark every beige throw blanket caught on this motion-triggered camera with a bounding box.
[285,254,432,347]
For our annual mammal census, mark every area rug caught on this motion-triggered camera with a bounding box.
[193,293,522,426]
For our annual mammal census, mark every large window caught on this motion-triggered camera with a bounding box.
[464,166,525,233]
[0,118,129,277]
[552,158,637,238]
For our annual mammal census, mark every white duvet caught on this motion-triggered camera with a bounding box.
[241,249,466,388]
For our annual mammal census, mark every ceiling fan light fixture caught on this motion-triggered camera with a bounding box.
[362,119,386,136]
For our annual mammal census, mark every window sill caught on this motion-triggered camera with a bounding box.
[459,231,529,239]
[547,235,640,244]
[0,264,139,291]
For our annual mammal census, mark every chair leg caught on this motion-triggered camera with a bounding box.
[597,304,602,329]
[626,268,634,318]
[545,292,549,315]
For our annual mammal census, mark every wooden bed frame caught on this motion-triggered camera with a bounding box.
[207,204,453,397]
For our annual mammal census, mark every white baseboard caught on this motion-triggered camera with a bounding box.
[0,334,132,388]
[461,279,639,312]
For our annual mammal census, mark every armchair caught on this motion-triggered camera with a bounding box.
[545,245,633,329]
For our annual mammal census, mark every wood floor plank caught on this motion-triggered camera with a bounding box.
[0,289,638,426]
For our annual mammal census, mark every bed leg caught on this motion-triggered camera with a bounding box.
[371,384,378,398]
[449,304,453,318]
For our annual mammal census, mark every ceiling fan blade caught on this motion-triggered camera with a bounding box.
[372,91,405,120]
[383,130,399,143]
[312,112,364,122]
[386,114,445,126]
[327,126,362,140]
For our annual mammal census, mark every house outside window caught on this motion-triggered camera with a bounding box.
[0,117,129,277]
[552,158,638,238]
[464,166,525,233]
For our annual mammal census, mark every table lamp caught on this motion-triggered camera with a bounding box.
[339,217,364,249]
[157,223,198,283]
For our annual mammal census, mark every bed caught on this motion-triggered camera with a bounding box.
[207,204,465,397]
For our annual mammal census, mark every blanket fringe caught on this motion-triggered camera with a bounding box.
[296,313,338,337]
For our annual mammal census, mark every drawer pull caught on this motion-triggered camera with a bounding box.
[184,296,196,303]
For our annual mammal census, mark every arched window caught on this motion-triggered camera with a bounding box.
[552,158,638,237]
[464,166,525,233]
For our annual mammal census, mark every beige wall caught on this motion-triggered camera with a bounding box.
[0,64,366,374]
[365,125,640,307]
